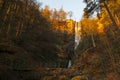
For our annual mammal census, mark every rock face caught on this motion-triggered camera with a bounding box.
[0,20,69,80]
[0,1,68,79]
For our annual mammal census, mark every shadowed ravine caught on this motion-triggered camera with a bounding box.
[0,0,120,80]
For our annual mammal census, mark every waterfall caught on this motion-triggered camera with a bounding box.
[75,22,81,49]
[67,60,72,68]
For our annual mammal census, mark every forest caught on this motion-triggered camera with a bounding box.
[0,0,120,80]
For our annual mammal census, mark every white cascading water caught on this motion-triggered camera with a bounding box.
[67,60,72,68]
[75,22,81,49]
[67,22,81,68]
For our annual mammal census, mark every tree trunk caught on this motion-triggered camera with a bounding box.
[91,32,96,47]
[103,1,118,30]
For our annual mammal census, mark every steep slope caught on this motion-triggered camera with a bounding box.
[0,0,69,79]
[73,27,120,80]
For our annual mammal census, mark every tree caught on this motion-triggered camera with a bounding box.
[83,0,119,29]
[41,5,51,21]
[81,19,98,48]
[67,11,73,19]
[101,0,120,26]
[58,7,67,21]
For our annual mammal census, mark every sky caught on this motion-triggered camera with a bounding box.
[37,0,86,21]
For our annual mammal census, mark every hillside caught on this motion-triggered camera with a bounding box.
[0,0,120,80]
[0,0,71,79]
[73,1,120,79]
[73,27,120,80]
